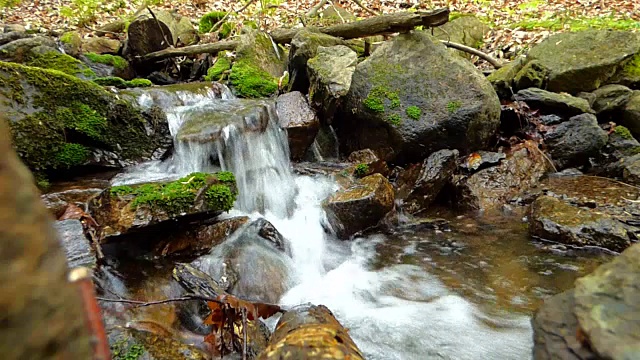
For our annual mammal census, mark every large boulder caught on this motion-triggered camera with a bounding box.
[0,61,170,178]
[591,84,633,115]
[335,31,500,164]
[514,87,594,117]
[275,91,319,160]
[543,113,608,169]
[621,91,640,137]
[432,15,488,59]
[88,172,237,240]
[124,9,198,60]
[516,30,640,93]
[529,195,631,252]
[307,45,357,123]
[573,243,640,359]
[323,173,394,239]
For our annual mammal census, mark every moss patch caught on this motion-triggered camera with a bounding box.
[93,76,151,88]
[447,100,462,113]
[55,143,90,167]
[229,58,278,98]
[199,11,227,33]
[364,85,400,113]
[354,163,369,178]
[111,339,145,360]
[110,171,237,214]
[620,54,640,79]
[386,114,402,126]
[614,125,635,140]
[85,52,128,70]
[406,106,421,120]
[26,51,95,78]
[204,53,232,81]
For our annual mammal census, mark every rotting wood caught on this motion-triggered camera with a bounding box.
[138,8,450,62]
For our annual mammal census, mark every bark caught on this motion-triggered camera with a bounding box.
[125,8,199,58]
[0,116,93,359]
[257,304,365,359]
[139,8,450,62]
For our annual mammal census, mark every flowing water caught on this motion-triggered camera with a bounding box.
[104,83,609,359]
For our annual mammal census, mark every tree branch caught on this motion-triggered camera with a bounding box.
[440,40,503,68]
[351,0,379,16]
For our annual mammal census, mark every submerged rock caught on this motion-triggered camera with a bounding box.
[288,29,346,93]
[89,172,237,240]
[543,113,608,169]
[276,91,319,160]
[323,173,394,239]
[529,195,630,252]
[54,219,96,269]
[573,243,640,359]
[336,31,500,164]
[514,88,594,117]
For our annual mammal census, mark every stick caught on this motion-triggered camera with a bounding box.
[307,0,330,17]
[351,0,379,16]
[209,0,258,34]
[96,295,224,307]
[440,40,503,68]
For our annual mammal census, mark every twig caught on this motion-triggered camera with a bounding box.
[83,24,121,36]
[330,1,346,23]
[307,0,330,17]
[96,294,225,307]
[440,40,503,68]
[209,0,258,34]
[351,0,379,16]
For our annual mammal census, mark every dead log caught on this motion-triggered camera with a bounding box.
[257,304,365,359]
[139,8,450,62]
[125,8,199,59]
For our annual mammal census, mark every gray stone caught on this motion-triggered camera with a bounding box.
[544,113,608,169]
[622,153,640,186]
[432,15,488,59]
[276,91,319,160]
[514,88,594,117]
[81,37,121,54]
[622,91,640,137]
[591,84,633,114]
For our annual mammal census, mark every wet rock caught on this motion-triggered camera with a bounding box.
[532,289,598,360]
[621,91,640,137]
[539,114,564,125]
[460,150,506,172]
[544,113,608,169]
[336,31,500,164]
[398,149,459,215]
[529,195,630,252]
[258,304,365,360]
[81,37,121,54]
[307,45,357,123]
[573,243,640,359]
[432,15,488,59]
[154,216,250,256]
[347,149,389,177]
[108,327,209,360]
[89,172,237,240]
[54,219,96,269]
[42,188,104,218]
[521,30,640,93]
[287,29,346,93]
[276,91,319,160]
[323,173,395,239]
[622,153,640,185]
[514,88,594,117]
[591,84,633,115]
[456,141,548,212]
[192,218,293,303]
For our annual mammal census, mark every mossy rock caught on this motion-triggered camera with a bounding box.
[25,49,96,79]
[59,31,82,57]
[204,52,232,81]
[93,76,152,88]
[288,29,346,93]
[487,57,524,99]
[432,15,489,59]
[83,52,135,80]
[199,11,227,33]
[90,172,237,240]
[0,61,169,178]
[229,30,286,98]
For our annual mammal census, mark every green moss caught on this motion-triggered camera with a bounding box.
[386,114,402,126]
[58,102,108,140]
[60,31,77,45]
[364,85,400,113]
[229,59,278,98]
[613,125,635,140]
[406,106,421,120]
[219,22,235,39]
[511,14,640,32]
[111,340,145,360]
[110,172,237,214]
[93,77,151,88]
[354,163,369,178]
[127,78,152,87]
[26,51,95,78]
[85,53,128,70]
[621,54,640,78]
[55,143,90,168]
[204,54,232,81]
[199,11,227,33]
[447,100,462,113]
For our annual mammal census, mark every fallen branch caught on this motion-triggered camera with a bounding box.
[307,0,330,17]
[440,40,503,68]
[96,294,224,307]
[351,0,379,16]
[139,8,450,62]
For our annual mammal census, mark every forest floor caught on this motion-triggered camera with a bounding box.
[1,0,639,62]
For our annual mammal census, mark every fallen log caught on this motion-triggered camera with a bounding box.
[139,8,450,62]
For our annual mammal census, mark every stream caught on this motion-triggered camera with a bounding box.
[95,83,609,359]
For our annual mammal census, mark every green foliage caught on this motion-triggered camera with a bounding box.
[85,53,128,70]
[60,32,79,45]
[512,14,640,31]
[26,51,95,78]
[199,11,227,33]
[406,106,421,120]
[447,100,462,113]
[229,59,278,98]
[55,143,90,168]
[386,114,402,126]
[364,86,400,113]
[93,77,152,88]
[204,54,232,81]
[35,173,51,191]
[354,163,369,178]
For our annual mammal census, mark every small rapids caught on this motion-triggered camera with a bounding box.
[106,83,604,359]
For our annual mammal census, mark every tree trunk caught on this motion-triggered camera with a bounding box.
[139,8,450,62]
[125,8,199,59]
[257,304,365,359]
[0,116,93,359]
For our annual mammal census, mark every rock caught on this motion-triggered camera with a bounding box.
[544,113,608,169]
[336,31,500,164]
[532,289,598,360]
[397,149,459,215]
[81,37,121,54]
[622,153,640,185]
[108,327,209,360]
[573,243,640,359]
[323,173,394,239]
[621,91,640,137]
[514,88,594,117]
[59,31,82,57]
[529,195,631,252]
[124,9,198,60]
[513,60,547,90]
[258,304,365,360]
[88,172,237,240]
[82,52,135,80]
[95,20,126,36]
[522,30,640,93]
[460,150,506,172]
[276,91,319,160]
[487,57,524,99]
[230,30,287,98]
[0,116,92,358]
[42,188,104,218]
[576,91,597,107]
[0,36,57,63]
[154,216,250,256]
[456,141,548,211]
[0,61,170,177]
[347,149,389,178]
[3,24,26,33]
[307,45,357,123]
[288,29,346,93]
[591,84,633,115]
[433,15,488,59]
[192,218,293,303]
[590,125,640,177]
[54,219,96,269]
[0,31,32,47]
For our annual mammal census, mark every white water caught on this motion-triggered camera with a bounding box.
[114,84,533,359]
